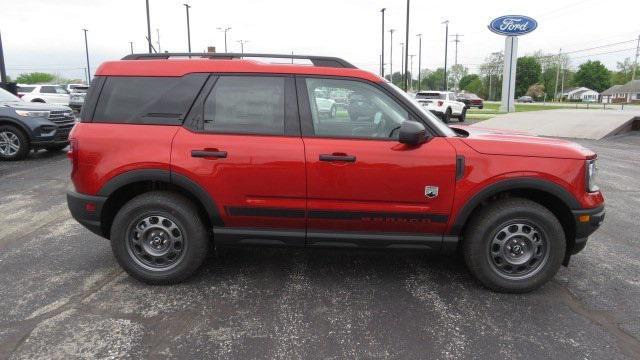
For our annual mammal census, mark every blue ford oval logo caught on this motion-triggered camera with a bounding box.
[488,15,537,36]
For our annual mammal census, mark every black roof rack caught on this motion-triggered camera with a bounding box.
[121,53,356,69]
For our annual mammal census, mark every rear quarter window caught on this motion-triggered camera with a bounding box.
[92,74,208,125]
[18,86,35,93]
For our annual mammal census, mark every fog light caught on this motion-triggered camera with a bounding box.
[85,203,97,213]
[578,215,590,223]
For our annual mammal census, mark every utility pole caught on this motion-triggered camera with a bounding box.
[560,60,566,102]
[400,42,404,85]
[416,34,422,91]
[183,4,191,52]
[82,29,91,82]
[633,34,640,81]
[380,8,386,77]
[442,20,449,91]
[449,33,463,66]
[409,54,415,90]
[156,29,161,52]
[0,31,7,84]
[129,41,134,54]
[389,29,395,82]
[403,0,410,91]
[554,49,562,101]
[145,0,152,53]
[217,27,231,52]
[237,40,249,53]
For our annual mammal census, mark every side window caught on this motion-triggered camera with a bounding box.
[304,78,409,139]
[92,74,207,124]
[40,86,56,94]
[55,87,69,94]
[203,76,285,135]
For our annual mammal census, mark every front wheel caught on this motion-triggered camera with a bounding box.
[462,198,566,293]
[110,191,209,284]
[0,125,29,161]
[443,108,452,123]
[458,108,467,122]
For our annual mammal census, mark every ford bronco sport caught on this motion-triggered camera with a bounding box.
[67,53,605,293]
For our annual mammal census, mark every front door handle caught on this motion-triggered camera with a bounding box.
[319,153,356,162]
[191,150,227,159]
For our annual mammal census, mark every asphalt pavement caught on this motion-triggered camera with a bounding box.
[1,133,639,359]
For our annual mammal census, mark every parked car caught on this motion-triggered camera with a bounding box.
[414,91,466,122]
[313,89,337,118]
[457,93,484,109]
[18,84,70,105]
[517,96,534,103]
[0,87,74,160]
[67,53,605,293]
[68,85,89,111]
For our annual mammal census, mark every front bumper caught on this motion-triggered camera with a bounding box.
[67,189,107,238]
[570,205,605,254]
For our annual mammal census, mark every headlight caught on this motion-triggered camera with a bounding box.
[585,159,599,192]
[15,110,50,118]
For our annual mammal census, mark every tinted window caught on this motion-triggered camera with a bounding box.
[55,87,69,94]
[93,74,207,124]
[416,92,445,100]
[18,86,35,93]
[203,76,285,135]
[40,86,57,94]
[305,78,408,139]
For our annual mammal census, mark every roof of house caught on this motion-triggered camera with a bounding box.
[601,84,624,96]
[562,86,594,95]
[619,80,640,93]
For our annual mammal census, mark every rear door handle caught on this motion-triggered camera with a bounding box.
[191,150,227,159]
[319,153,356,162]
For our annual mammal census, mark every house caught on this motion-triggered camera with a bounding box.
[600,84,625,103]
[600,80,640,103]
[561,87,600,102]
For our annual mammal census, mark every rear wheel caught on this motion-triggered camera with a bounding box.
[0,125,29,161]
[458,108,467,122]
[443,108,452,123]
[330,105,337,118]
[462,198,566,293]
[110,191,209,284]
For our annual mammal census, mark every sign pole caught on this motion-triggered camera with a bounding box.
[500,36,518,113]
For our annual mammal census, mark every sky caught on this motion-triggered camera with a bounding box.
[1,0,639,82]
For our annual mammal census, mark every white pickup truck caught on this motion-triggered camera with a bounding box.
[414,91,466,123]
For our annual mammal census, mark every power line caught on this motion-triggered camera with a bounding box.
[570,47,636,59]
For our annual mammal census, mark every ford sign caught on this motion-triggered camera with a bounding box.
[488,15,537,36]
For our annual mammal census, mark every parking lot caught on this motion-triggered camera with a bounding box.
[0,132,639,359]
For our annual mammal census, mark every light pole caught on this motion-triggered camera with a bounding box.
[183,4,191,52]
[129,41,134,54]
[442,20,449,91]
[403,0,410,91]
[145,0,152,53]
[416,34,422,91]
[217,27,231,52]
[409,54,415,90]
[82,29,91,83]
[389,29,395,82]
[237,40,249,54]
[400,42,404,85]
[380,8,386,77]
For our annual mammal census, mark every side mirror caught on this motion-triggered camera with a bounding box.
[399,121,427,146]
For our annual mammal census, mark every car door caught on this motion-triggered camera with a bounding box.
[39,86,57,103]
[298,76,457,249]
[171,74,307,246]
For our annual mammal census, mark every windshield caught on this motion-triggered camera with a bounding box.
[0,88,20,102]
[386,82,457,137]
[416,92,445,100]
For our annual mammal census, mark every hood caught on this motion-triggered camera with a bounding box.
[451,125,595,160]
[1,101,71,112]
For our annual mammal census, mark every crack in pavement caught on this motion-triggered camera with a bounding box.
[553,281,640,359]
[1,268,123,358]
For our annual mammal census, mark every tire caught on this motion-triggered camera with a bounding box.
[0,125,30,161]
[330,105,337,118]
[479,105,483,109]
[462,198,566,293]
[110,191,210,284]
[443,108,452,123]
[458,108,467,122]
[44,144,68,152]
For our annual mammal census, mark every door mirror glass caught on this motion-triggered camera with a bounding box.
[399,121,427,146]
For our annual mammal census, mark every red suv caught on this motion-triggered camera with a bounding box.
[67,53,605,292]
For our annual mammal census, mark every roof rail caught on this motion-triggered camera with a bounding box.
[121,53,356,69]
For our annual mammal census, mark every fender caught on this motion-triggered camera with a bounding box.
[98,168,223,227]
[0,116,32,138]
[449,177,581,235]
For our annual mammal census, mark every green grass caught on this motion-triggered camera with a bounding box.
[465,101,615,122]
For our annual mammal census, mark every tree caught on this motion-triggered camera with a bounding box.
[611,57,634,85]
[459,74,480,91]
[515,56,541,97]
[526,83,545,100]
[15,72,55,84]
[465,78,483,95]
[479,52,504,100]
[421,68,445,91]
[448,64,468,90]
[573,60,611,93]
